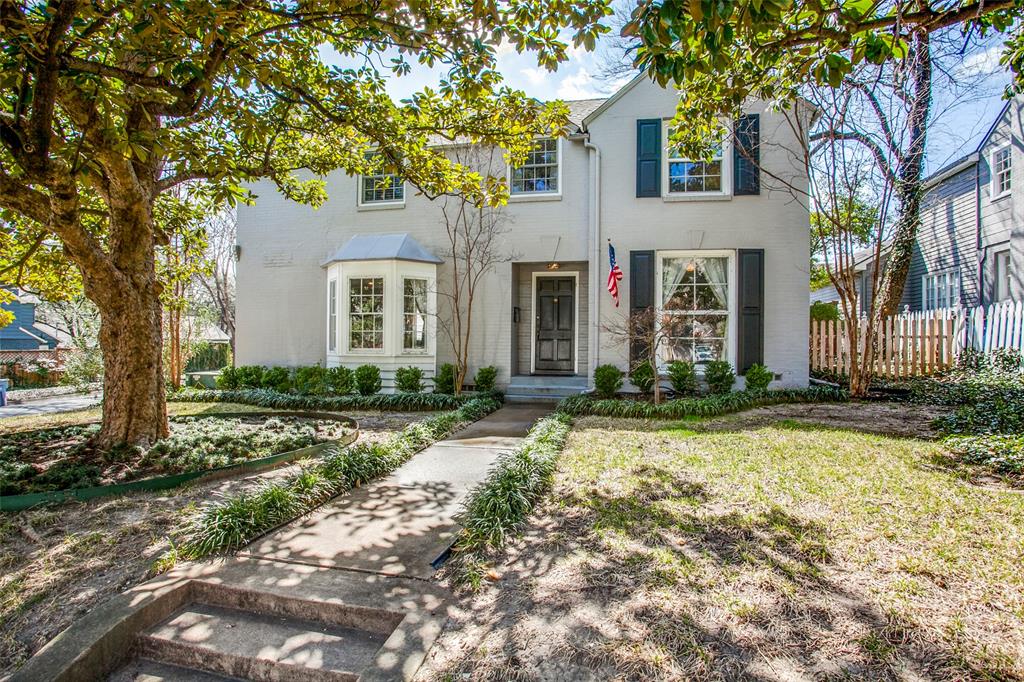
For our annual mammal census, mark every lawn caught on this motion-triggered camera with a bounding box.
[0,402,436,677]
[426,402,1024,680]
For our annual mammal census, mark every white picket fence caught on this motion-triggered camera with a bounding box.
[810,300,1024,378]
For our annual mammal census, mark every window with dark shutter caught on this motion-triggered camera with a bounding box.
[733,114,760,196]
[629,250,655,363]
[636,119,661,198]
[736,249,764,372]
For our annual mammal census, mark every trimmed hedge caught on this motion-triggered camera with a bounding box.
[453,413,572,587]
[175,396,501,561]
[557,386,849,419]
[168,387,502,412]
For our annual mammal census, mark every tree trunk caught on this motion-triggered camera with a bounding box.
[877,31,932,316]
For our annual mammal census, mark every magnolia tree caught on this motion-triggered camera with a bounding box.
[0,0,610,447]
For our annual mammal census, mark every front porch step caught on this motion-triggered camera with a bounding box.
[131,602,388,682]
[111,658,240,681]
[505,376,588,404]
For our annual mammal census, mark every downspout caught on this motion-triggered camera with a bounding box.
[584,137,601,390]
[976,160,985,308]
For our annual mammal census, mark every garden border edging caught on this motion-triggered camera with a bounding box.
[1,410,358,512]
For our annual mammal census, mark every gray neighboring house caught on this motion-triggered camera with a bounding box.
[236,75,814,396]
[812,96,1022,312]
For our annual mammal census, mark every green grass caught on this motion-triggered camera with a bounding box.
[546,413,1024,678]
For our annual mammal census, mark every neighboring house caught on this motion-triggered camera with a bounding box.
[235,75,813,396]
[809,245,888,314]
[0,289,59,351]
[817,97,1023,314]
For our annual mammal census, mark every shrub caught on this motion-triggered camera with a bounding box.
[434,363,456,395]
[326,366,354,395]
[186,342,232,372]
[704,360,735,394]
[593,364,624,399]
[62,346,104,386]
[216,366,239,390]
[395,366,424,393]
[170,387,471,411]
[474,366,498,392]
[630,360,655,394]
[666,360,698,396]
[354,365,381,396]
[744,363,773,391]
[235,365,265,389]
[261,366,292,393]
[294,365,328,395]
[810,300,840,322]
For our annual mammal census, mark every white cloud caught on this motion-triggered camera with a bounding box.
[520,67,548,86]
[957,46,1005,77]
[557,67,604,99]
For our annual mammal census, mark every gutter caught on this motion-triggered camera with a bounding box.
[975,158,986,307]
[584,137,601,389]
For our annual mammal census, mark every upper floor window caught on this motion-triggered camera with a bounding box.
[995,249,1012,301]
[349,277,384,350]
[511,138,559,195]
[993,145,1012,197]
[664,124,729,196]
[922,269,960,311]
[361,155,404,205]
[403,278,428,351]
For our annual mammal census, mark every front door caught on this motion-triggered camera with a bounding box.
[535,277,575,374]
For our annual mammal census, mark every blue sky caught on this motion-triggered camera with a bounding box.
[323,37,1015,176]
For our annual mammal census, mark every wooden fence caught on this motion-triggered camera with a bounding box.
[810,300,1024,378]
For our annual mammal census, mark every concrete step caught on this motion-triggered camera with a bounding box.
[110,658,241,681]
[136,602,388,682]
[505,394,565,404]
[507,375,588,388]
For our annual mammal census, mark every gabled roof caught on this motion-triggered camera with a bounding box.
[321,233,443,266]
[922,96,1016,189]
[564,97,608,132]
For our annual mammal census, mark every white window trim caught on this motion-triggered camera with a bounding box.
[356,154,406,209]
[401,276,431,355]
[327,278,338,353]
[508,137,562,201]
[346,275,386,355]
[529,270,580,375]
[921,269,961,311]
[991,144,1012,200]
[995,249,1012,302]
[654,250,737,370]
[662,122,732,199]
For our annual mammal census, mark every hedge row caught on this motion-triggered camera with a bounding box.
[452,413,573,588]
[169,387,501,412]
[556,386,849,419]
[173,396,501,562]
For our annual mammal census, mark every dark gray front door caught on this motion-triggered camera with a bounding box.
[535,277,575,373]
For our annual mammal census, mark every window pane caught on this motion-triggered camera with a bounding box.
[511,139,558,194]
[348,277,383,349]
[403,278,427,350]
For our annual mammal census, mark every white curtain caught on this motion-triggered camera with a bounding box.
[701,257,728,311]
[661,258,690,306]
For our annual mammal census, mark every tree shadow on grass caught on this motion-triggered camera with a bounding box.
[430,461,1007,681]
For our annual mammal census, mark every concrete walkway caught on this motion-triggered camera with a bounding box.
[242,404,550,579]
[0,391,100,418]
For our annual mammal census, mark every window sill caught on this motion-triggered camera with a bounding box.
[357,201,406,212]
[662,193,732,203]
[991,190,1012,202]
[509,193,562,203]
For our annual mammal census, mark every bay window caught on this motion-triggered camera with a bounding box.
[403,278,428,351]
[659,254,731,364]
[349,277,384,350]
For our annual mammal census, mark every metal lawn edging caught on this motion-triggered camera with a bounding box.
[1,411,358,512]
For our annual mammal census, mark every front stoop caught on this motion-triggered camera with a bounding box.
[12,558,449,682]
[506,375,588,403]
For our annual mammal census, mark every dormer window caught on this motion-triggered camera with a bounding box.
[511,138,560,195]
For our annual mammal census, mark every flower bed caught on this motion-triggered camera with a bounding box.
[557,387,849,420]
[169,387,496,412]
[0,414,353,497]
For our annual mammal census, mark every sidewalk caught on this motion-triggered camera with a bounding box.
[0,392,100,418]
[242,403,551,578]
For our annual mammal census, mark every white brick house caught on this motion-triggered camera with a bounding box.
[235,75,812,397]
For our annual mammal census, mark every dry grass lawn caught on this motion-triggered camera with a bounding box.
[424,402,1024,681]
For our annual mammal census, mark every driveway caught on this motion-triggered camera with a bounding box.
[0,392,101,418]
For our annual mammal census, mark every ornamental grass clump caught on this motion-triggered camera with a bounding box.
[175,396,501,561]
[454,413,572,587]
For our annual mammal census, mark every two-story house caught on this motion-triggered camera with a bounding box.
[812,95,1022,313]
[235,75,812,397]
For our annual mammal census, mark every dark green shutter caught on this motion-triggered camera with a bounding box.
[629,250,655,364]
[733,114,760,196]
[636,119,661,198]
[736,249,764,373]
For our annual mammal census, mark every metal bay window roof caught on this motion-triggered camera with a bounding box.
[321,233,443,266]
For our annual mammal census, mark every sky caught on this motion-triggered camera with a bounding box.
[321,34,1016,177]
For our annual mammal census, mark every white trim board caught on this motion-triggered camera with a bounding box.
[529,270,581,376]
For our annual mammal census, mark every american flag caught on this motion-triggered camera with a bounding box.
[607,242,623,307]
